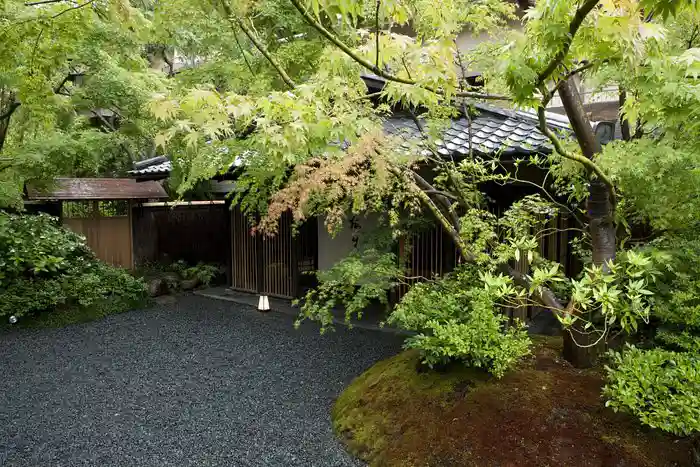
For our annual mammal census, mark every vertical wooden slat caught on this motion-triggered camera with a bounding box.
[128,201,134,269]
[559,215,569,275]
[547,217,557,262]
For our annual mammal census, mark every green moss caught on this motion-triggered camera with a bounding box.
[332,339,694,467]
[333,350,490,465]
[0,297,151,331]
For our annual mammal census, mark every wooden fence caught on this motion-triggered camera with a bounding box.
[230,206,318,299]
[62,200,133,269]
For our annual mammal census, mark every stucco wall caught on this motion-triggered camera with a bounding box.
[317,214,381,271]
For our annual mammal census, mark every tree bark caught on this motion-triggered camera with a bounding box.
[619,89,632,142]
[557,79,616,367]
[0,102,20,154]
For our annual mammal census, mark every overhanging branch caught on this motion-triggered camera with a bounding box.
[536,106,616,201]
[220,0,296,89]
[288,0,509,100]
[536,0,599,85]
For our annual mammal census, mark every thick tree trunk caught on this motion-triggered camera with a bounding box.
[0,99,20,154]
[557,79,616,368]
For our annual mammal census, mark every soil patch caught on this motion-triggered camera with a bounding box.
[332,337,694,466]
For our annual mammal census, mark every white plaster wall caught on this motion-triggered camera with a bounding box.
[317,214,381,271]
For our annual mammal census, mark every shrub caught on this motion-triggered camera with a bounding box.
[656,328,700,352]
[172,260,219,286]
[603,345,700,436]
[0,212,147,322]
[388,266,531,378]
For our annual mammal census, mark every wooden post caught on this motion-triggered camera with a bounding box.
[127,200,134,269]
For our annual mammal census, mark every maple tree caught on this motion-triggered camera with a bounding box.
[0,0,165,207]
[2,0,698,434]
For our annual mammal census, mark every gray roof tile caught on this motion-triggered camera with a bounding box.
[384,104,568,158]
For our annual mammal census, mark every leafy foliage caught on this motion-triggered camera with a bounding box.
[0,0,166,207]
[170,259,220,286]
[389,266,531,378]
[603,346,700,436]
[0,212,147,321]
[296,248,401,331]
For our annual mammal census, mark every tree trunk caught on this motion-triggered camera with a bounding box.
[0,98,20,154]
[557,79,616,367]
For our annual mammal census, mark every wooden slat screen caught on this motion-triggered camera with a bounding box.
[231,205,258,294]
[396,213,574,322]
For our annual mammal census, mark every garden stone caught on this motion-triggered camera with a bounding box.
[147,278,165,297]
[180,278,199,290]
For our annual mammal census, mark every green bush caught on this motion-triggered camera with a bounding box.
[597,235,700,437]
[171,260,219,286]
[603,345,700,436]
[0,212,147,322]
[388,266,531,378]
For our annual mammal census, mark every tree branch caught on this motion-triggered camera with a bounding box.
[689,24,699,49]
[536,0,599,85]
[53,74,72,94]
[536,105,616,200]
[0,102,20,121]
[232,24,255,76]
[543,60,598,104]
[619,88,631,141]
[51,0,95,19]
[500,263,568,314]
[220,0,296,89]
[25,0,67,5]
[375,0,381,70]
[412,171,461,230]
[287,0,509,100]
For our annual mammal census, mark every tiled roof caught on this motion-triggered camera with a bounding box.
[129,156,172,177]
[129,105,571,181]
[26,178,168,200]
[129,160,172,176]
[385,104,570,158]
[130,153,246,181]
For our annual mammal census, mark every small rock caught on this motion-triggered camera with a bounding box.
[180,279,199,291]
[148,278,164,297]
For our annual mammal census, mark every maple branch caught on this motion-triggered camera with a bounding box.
[689,25,699,49]
[288,0,509,100]
[541,61,597,107]
[412,171,461,230]
[536,105,615,199]
[375,0,381,70]
[53,74,73,94]
[619,88,631,141]
[0,102,20,121]
[220,0,296,89]
[24,0,66,5]
[51,0,95,19]
[536,0,599,85]
[232,24,255,75]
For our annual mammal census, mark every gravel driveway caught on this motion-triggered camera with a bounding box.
[0,295,403,466]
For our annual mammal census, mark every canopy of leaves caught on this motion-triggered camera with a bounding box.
[0,0,166,207]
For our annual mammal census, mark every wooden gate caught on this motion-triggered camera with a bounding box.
[230,206,317,299]
[62,201,133,269]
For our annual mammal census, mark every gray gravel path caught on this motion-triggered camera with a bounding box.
[0,295,403,467]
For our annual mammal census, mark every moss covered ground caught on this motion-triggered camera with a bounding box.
[333,337,695,466]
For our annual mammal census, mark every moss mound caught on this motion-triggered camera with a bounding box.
[333,337,695,466]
